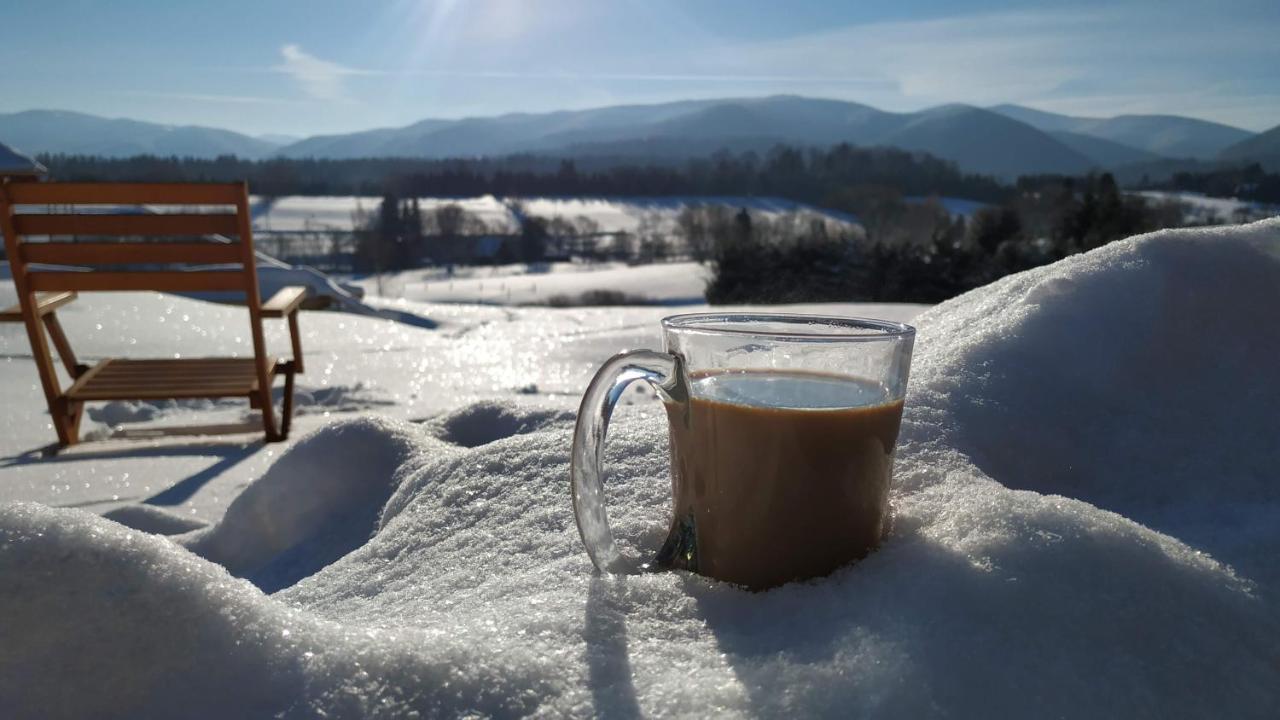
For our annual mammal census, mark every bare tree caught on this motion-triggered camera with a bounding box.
[423,203,488,264]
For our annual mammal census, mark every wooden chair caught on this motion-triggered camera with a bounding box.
[0,180,306,446]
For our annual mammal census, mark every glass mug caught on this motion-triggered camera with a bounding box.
[571,313,915,590]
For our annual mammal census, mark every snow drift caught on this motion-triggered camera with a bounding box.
[2,220,1279,718]
[181,416,431,593]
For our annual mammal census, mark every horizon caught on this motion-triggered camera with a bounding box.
[1,0,1277,137]
[2,94,1267,144]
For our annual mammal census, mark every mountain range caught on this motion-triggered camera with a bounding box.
[1,97,1273,179]
[1218,124,1280,172]
[0,110,277,160]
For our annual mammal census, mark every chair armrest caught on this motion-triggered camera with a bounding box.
[0,291,78,322]
[260,286,308,318]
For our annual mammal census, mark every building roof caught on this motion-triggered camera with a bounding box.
[0,141,46,176]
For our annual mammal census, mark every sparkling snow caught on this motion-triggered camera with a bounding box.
[2,219,1279,717]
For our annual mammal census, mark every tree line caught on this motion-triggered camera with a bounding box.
[38,144,1009,205]
[1156,163,1280,205]
[707,172,1188,304]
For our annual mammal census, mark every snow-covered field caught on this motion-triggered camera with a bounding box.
[252,195,862,235]
[256,192,1280,237]
[253,195,518,234]
[1138,190,1280,224]
[3,219,1279,717]
[353,260,709,305]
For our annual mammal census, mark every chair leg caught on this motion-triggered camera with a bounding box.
[67,400,84,443]
[51,397,82,447]
[259,385,282,443]
[280,368,295,439]
[50,401,74,446]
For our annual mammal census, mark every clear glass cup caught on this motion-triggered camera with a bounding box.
[571,312,915,590]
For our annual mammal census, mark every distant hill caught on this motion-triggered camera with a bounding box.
[257,133,300,146]
[1219,123,1280,172]
[0,109,277,159]
[991,104,1253,160]
[987,104,1085,134]
[1048,130,1163,168]
[6,98,1267,180]
[877,105,1092,177]
[1076,115,1253,160]
[280,99,725,159]
[279,96,1091,178]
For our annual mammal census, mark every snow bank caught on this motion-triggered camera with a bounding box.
[421,399,576,449]
[3,220,1280,717]
[183,417,431,592]
[0,503,548,718]
[83,383,393,432]
[904,218,1280,590]
[103,503,208,535]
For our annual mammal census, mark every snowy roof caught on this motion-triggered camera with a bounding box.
[0,140,46,176]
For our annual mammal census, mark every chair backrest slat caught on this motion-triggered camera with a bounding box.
[27,270,248,293]
[14,213,240,238]
[0,180,256,297]
[21,241,243,266]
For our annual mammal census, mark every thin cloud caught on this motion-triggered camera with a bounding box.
[276,44,365,101]
[258,53,894,87]
[243,9,1274,131]
[705,9,1279,129]
[119,91,302,106]
[398,69,892,85]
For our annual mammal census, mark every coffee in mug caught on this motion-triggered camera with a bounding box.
[572,313,914,590]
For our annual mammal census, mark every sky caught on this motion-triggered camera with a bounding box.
[1,0,1277,138]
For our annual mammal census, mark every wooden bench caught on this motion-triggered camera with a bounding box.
[0,180,306,446]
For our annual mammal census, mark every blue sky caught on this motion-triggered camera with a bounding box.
[2,0,1277,137]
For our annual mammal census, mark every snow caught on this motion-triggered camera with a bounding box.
[3,220,1280,716]
[252,195,518,234]
[355,260,710,305]
[251,195,862,236]
[1138,190,1280,224]
[182,415,430,592]
[0,273,921,521]
[517,196,862,235]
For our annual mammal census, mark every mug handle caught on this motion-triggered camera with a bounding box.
[571,349,686,573]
